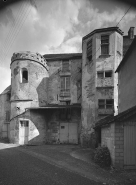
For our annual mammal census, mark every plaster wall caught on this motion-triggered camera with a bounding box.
[81,30,123,146]
[11,60,49,107]
[101,123,115,164]
[47,58,81,104]
[0,93,10,138]
[10,110,47,144]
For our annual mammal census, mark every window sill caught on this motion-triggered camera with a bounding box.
[99,54,110,58]
[59,71,71,76]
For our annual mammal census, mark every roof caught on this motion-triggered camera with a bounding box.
[116,36,136,72]
[43,53,82,61]
[94,105,136,129]
[26,104,81,110]
[83,27,124,40]
[1,85,11,95]
[123,35,136,56]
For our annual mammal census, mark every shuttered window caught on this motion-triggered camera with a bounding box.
[62,60,69,72]
[5,111,10,122]
[101,35,109,55]
[61,76,70,91]
[87,39,92,61]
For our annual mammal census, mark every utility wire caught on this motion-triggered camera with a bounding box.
[1,2,27,62]
[1,0,34,63]
[6,2,31,57]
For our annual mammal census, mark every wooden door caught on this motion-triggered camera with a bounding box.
[124,122,136,169]
[68,123,78,144]
[19,120,29,145]
[59,123,69,143]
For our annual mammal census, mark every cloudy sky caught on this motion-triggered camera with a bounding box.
[0,0,136,93]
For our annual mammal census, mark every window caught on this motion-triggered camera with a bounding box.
[101,35,109,55]
[20,120,29,127]
[97,71,112,78]
[97,71,104,78]
[60,76,70,92]
[98,99,113,109]
[98,99,105,109]
[106,99,113,109]
[105,71,112,77]
[62,60,69,72]
[5,111,10,122]
[21,68,28,83]
[87,39,92,61]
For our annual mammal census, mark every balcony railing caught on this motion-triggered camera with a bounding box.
[60,90,70,97]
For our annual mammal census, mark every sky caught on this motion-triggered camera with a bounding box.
[0,0,136,93]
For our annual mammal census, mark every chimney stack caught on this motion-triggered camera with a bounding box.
[128,27,135,39]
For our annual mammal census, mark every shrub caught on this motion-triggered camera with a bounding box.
[94,146,111,167]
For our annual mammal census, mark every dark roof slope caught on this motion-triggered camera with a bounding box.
[94,104,136,129]
[123,35,136,56]
[116,36,136,72]
[83,27,124,40]
[43,53,82,61]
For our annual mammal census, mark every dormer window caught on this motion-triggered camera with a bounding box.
[21,68,28,83]
[101,35,109,55]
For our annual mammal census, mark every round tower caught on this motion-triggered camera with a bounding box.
[10,51,49,144]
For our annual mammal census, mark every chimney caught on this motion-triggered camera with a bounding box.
[128,27,135,39]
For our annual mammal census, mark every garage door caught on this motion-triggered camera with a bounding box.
[59,123,78,144]
[124,122,136,169]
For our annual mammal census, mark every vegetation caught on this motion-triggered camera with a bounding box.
[94,146,111,167]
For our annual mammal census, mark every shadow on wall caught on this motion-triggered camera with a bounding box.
[28,110,47,145]
[36,77,49,107]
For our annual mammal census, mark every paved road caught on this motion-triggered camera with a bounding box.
[0,145,102,185]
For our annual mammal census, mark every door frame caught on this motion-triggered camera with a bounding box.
[19,119,29,145]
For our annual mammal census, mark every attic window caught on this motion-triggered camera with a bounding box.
[21,68,28,83]
[101,35,109,55]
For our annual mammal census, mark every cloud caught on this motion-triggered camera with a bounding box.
[0,67,11,93]
[0,0,136,93]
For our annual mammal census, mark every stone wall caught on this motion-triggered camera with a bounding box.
[101,122,124,168]
[47,58,82,105]
[114,123,124,168]
[101,123,115,164]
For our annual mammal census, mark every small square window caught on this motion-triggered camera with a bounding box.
[105,71,112,77]
[98,99,105,109]
[97,72,104,78]
[61,126,65,129]
[106,99,113,109]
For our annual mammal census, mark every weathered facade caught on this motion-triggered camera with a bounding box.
[81,27,123,146]
[0,51,82,145]
[0,26,135,147]
[95,35,136,169]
